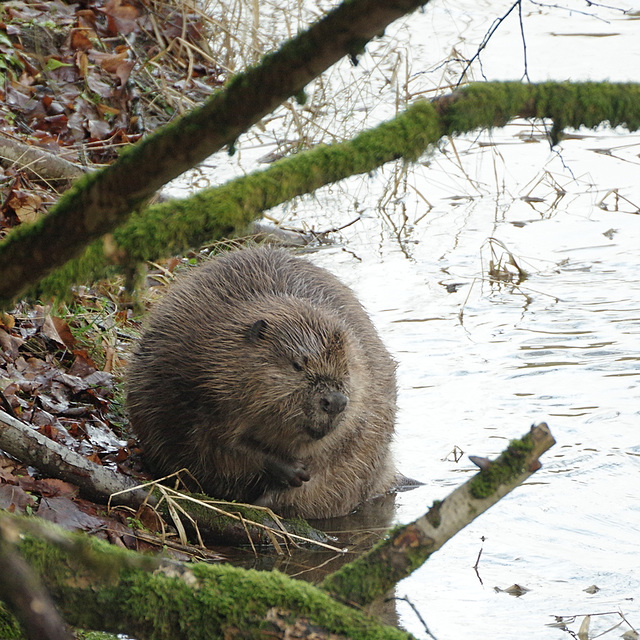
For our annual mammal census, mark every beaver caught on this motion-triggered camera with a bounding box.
[126,246,397,519]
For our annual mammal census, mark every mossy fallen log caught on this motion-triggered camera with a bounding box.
[0,513,412,640]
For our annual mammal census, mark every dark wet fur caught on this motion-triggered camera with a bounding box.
[126,247,397,518]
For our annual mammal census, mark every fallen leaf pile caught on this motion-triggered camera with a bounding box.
[0,305,124,461]
[0,463,140,547]
[0,297,157,546]
[0,1,231,554]
[0,0,225,235]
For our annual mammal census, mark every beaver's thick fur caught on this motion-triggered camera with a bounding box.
[126,247,397,518]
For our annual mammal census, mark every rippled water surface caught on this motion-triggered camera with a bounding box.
[304,122,640,638]
[177,1,640,637]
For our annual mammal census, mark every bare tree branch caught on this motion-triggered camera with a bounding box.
[0,516,73,640]
[0,135,86,183]
[0,409,148,508]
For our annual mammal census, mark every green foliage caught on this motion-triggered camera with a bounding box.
[0,32,25,80]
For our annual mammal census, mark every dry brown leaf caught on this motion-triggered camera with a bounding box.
[102,0,142,36]
[70,28,94,51]
[36,478,80,499]
[41,313,69,347]
[37,495,104,531]
[50,315,77,350]
[9,192,41,223]
[0,313,15,330]
[91,49,128,74]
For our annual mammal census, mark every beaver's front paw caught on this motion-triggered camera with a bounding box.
[286,461,310,487]
[265,458,310,487]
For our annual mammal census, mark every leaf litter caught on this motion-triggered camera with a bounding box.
[0,0,229,556]
[1,0,225,236]
[0,298,154,548]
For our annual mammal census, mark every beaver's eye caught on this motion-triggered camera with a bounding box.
[292,355,308,371]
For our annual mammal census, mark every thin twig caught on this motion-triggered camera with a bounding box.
[456,1,521,87]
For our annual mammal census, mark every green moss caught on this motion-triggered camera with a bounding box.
[442,81,640,145]
[0,603,23,640]
[468,435,535,499]
[532,81,640,143]
[425,500,442,528]
[76,632,120,640]
[320,532,397,604]
[15,528,411,639]
[320,524,432,607]
[442,81,533,135]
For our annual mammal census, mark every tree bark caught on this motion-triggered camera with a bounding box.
[0,409,147,509]
[0,0,432,305]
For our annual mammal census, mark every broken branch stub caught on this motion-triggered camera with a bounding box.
[320,422,556,606]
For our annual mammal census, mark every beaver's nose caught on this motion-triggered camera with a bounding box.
[320,391,348,415]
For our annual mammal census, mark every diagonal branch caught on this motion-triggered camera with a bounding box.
[0,0,430,305]
[23,81,640,304]
[320,423,556,607]
[0,409,148,508]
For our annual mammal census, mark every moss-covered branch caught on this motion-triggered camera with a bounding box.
[0,0,432,306]
[320,423,556,607]
[0,513,413,640]
[21,81,640,304]
[436,81,640,142]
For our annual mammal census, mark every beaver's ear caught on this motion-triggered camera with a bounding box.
[246,319,268,343]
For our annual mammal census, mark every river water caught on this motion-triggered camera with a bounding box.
[174,1,640,638]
